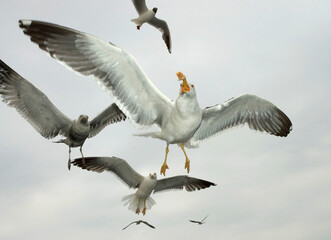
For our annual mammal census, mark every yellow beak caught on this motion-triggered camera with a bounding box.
[176,72,190,93]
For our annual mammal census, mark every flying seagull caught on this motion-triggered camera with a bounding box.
[0,59,126,169]
[19,20,293,175]
[71,156,216,215]
[189,215,208,225]
[130,0,172,53]
[122,220,155,230]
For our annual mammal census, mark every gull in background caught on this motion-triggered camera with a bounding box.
[130,0,172,53]
[71,156,216,215]
[189,215,209,225]
[19,20,293,175]
[122,220,155,230]
[0,59,126,169]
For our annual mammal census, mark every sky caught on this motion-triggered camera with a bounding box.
[0,0,330,239]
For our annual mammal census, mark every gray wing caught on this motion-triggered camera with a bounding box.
[201,215,208,222]
[71,157,144,188]
[188,94,292,147]
[189,220,201,224]
[131,0,148,14]
[153,175,216,193]
[0,59,72,139]
[141,221,155,229]
[122,221,136,230]
[19,20,173,129]
[148,17,172,53]
[88,103,126,138]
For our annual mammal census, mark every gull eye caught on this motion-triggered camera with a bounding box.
[191,84,194,88]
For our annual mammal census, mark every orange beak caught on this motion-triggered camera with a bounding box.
[176,72,190,93]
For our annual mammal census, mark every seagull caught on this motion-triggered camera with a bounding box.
[0,59,126,169]
[130,0,172,53]
[71,156,216,215]
[122,220,155,230]
[189,215,208,225]
[19,20,293,175]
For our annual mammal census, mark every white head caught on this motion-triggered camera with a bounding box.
[149,173,157,180]
[78,115,89,125]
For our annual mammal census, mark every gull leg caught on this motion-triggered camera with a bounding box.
[67,147,72,170]
[80,146,86,166]
[180,143,190,173]
[142,200,146,215]
[160,145,169,176]
[136,199,140,214]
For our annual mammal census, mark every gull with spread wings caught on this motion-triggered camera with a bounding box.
[0,59,126,169]
[130,0,172,53]
[19,20,293,175]
[189,215,208,225]
[122,220,155,230]
[71,156,216,215]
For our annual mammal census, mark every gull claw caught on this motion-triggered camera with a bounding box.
[160,163,169,176]
[67,159,71,170]
[185,159,190,173]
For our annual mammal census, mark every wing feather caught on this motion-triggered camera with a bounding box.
[131,0,148,14]
[0,59,72,138]
[71,157,144,188]
[188,94,292,147]
[88,103,126,138]
[19,20,173,129]
[148,17,172,53]
[153,175,216,193]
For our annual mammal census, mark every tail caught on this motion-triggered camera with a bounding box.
[53,139,66,144]
[122,194,156,214]
[130,18,139,24]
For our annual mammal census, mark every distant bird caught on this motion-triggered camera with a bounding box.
[71,156,216,215]
[122,220,155,230]
[19,20,293,175]
[130,0,172,53]
[0,59,126,169]
[189,215,208,225]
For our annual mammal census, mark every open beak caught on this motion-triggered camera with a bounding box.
[176,72,190,93]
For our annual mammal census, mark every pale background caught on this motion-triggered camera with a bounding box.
[0,0,330,239]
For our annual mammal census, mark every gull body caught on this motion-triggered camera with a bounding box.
[0,59,126,169]
[122,220,155,230]
[71,156,216,215]
[19,20,292,175]
[130,0,172,53]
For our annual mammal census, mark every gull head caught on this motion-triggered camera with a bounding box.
[177,72,191,94]
[78,115,89,124]
[149,173,157,180]
[152,7,158,13]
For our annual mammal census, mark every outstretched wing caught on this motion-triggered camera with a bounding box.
[71,157,144,189]
[19,20,173,129]
[0,59,72,139]
[131,0,148,14]
[188,94,292,147]
[122,221,136,230]
[153,175,216,193]
[88,103,126,138]
[189,220,201,224]
[142,221,155,229]
[148,17,172,53]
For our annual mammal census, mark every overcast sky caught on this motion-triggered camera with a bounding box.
[0,0,330,239]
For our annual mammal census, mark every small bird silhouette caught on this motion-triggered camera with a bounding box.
[189,215,209,225]
[122,220,155,230]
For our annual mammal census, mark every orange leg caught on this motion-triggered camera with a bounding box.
[160,145,170,176]
[181,143,190,173]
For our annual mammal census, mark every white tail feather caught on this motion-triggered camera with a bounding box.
[122,194,156,213]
